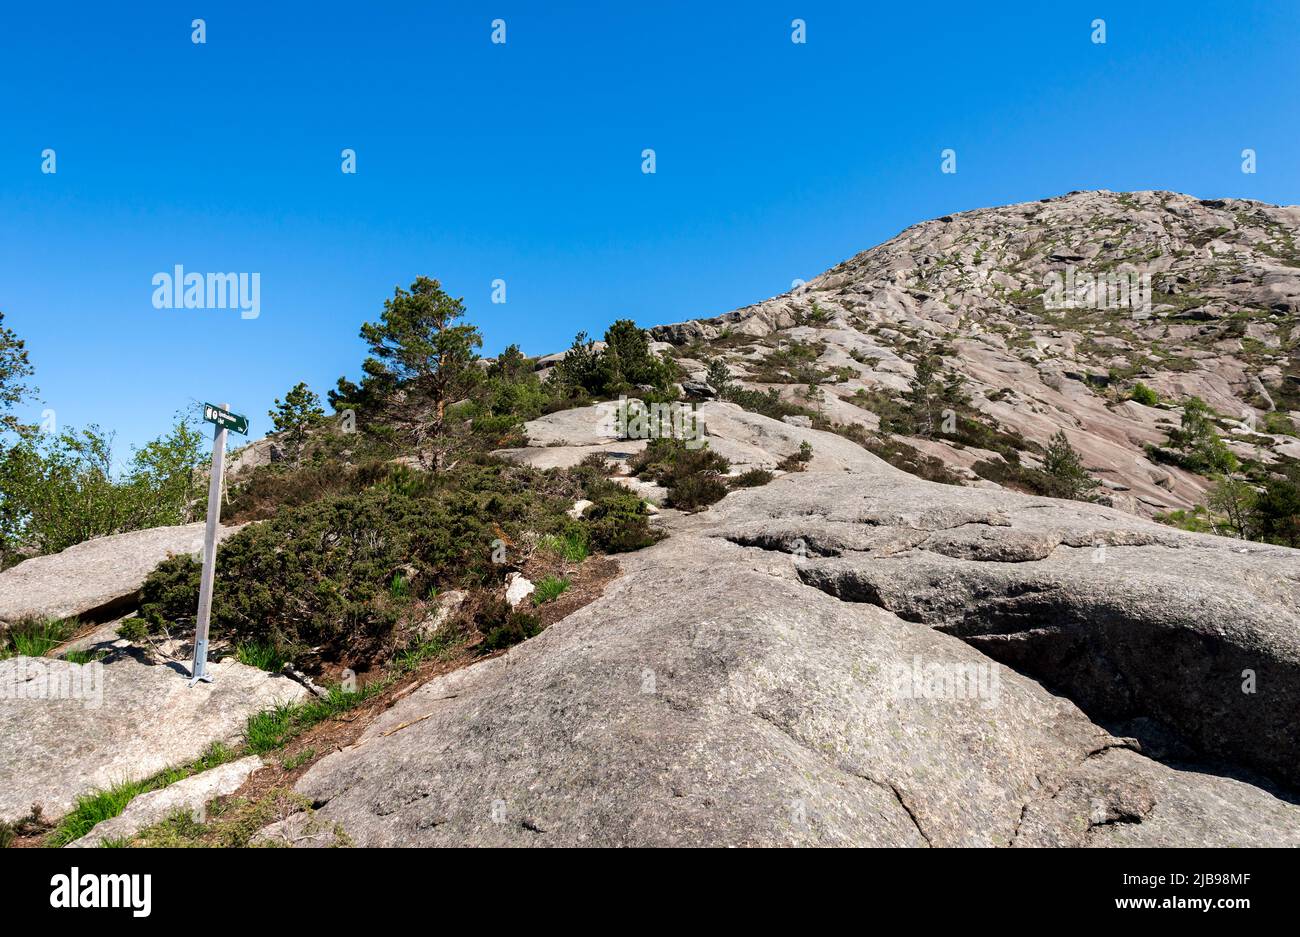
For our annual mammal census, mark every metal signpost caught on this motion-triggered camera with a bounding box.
[188,402,249,687]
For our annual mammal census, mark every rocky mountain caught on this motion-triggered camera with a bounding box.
[4,191,1298,849]
[653,190,1300,519]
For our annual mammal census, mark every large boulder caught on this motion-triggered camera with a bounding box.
[0,523,239,626]
[722,472,1300,789]
[0,652,305,823]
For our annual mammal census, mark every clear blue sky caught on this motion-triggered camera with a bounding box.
[1,1,1297,453]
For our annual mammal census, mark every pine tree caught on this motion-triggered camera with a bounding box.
[268,382,326,463]
[358,277,483,466]
[904,348,942,437]
[1042,430,1098,501]
[705,358,734,399]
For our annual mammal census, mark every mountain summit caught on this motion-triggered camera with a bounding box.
[655,190,1300,519]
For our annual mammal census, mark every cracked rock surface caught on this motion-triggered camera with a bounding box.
[267,414,1300,846]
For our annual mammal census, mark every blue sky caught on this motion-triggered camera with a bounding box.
[1,1,1297,454]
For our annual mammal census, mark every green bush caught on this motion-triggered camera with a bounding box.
[630,437,731,510]
[1130,382,1159,406]
[475,595,542,652]
[142,462,576,664]
[667,472,729,510]
[730,468,775,488]
[584,492,661,553]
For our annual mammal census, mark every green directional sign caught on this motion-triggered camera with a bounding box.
[202,402,249,436]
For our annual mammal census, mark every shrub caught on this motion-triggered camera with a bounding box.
[584,492,661,553]
[630,437,731,510]
[141,461,577,665]
[972,457,1052,496]
[474,595,542,652]
[730,468,775,488]
[667,472,729,510]
[629,439,733,512]
[1130,382,1159,406]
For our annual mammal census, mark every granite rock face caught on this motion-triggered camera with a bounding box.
[652,190,1300,518]
[0,522,238,626]
[264,416,1300,847]
[0,652,305,823]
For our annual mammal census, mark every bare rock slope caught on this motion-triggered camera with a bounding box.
[653,190,1300,518]
[266,409,1300,847]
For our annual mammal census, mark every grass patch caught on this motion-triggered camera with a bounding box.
[244,682,388,755]
[0,616,81,660]
[47,742,238,847]
[234,640,288,672]
[62,648,106,665]
[538,529,589,564]
[532,576,571,605]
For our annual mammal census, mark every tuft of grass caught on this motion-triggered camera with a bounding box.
[47,742,237,847]
[538,529,589,564]
[63,648,106,665]
[1,616,81,660]
[532,576,571,605]
[390,573,410,599]
[235,640,288,672]
[244,681,388,755]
